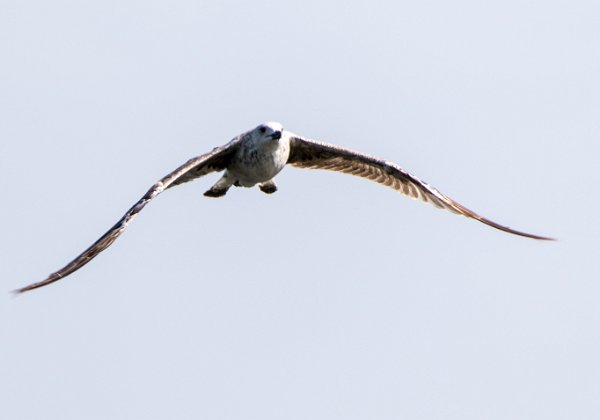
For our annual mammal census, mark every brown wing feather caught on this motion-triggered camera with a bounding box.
[15,138,240,294]
[288,135,553,241]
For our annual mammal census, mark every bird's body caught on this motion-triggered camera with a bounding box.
[207,122,290,194]
[15,122,553,294]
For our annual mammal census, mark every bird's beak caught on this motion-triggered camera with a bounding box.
[269,131,282,140]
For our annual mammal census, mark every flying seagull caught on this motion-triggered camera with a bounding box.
[15,122,552,293]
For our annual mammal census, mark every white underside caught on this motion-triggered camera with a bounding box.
[226,135,291,187]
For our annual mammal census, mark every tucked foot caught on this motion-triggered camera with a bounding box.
[203,187,229,198]
[259,181,277,194]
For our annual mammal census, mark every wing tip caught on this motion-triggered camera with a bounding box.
[12,273,63,295]
[12,283,42,295]
[481,219,556,241]
[11,286,30,296]
[519,233,556,241]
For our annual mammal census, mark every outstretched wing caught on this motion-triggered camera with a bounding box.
[287,135,553,241]
[15,138,240,294]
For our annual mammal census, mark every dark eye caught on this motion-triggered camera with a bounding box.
[259,126,267,134]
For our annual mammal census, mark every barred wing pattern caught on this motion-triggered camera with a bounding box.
[288,135,552,241]
[15,138,240,293]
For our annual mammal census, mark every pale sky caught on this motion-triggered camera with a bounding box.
[2,0,599,419]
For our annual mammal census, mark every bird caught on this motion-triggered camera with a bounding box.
[14,121,553,293]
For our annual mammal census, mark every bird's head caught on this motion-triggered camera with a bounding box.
[255,121,284,142]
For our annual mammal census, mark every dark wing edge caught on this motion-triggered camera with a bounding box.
[14,139,239,294]
[287,135,554,241]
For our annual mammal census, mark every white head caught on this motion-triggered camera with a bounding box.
[254,121,284,143]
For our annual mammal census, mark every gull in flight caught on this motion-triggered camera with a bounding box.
[15,122,552,293]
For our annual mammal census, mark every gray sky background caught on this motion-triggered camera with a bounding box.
[1,0,599,419]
